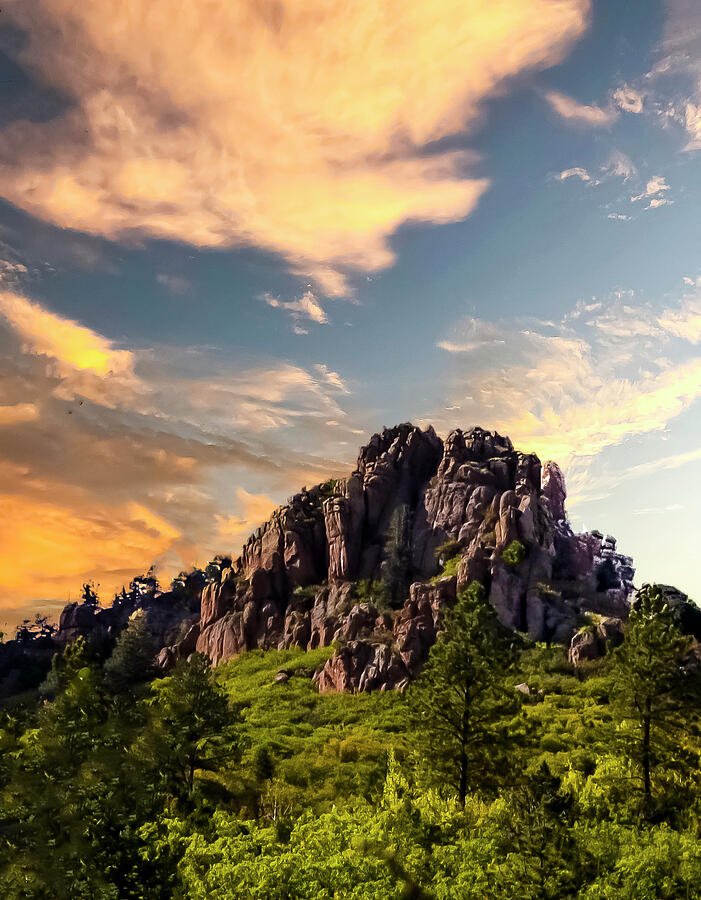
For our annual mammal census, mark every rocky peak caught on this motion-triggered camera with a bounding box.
[190,423,638,691]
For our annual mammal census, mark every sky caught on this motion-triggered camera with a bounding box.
[1,0,701,629]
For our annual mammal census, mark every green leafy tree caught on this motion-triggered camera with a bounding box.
[145,652,239,800]
[611,583,698,817]
[410,582,521,806]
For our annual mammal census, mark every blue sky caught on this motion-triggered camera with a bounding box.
[0,0,700,626]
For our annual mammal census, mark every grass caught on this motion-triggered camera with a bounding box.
[215,647,409,812]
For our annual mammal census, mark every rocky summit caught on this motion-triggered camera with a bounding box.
[153,423,636,691]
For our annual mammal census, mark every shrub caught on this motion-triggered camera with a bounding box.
[502,540,527,568]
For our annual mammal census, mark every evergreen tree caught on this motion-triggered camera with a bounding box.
[145,652,239,800]
[410,581,520,806]
[81,580,100,606]
[103,609,155,693]
[611,583,699,817]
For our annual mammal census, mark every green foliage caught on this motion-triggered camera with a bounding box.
[292,584,322,603]
[502,539,527,568]
[610,583,700,817]
[215,646,407,816]
[352,578,390,609]
[431,553,460,582]
[318,478,341,501]
[435,539,461,561]
[103,609,155,693]
[410,582,521,805]
[1,587,700,897]
[145,652,240,800]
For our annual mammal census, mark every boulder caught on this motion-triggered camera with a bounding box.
[569,617,624,666]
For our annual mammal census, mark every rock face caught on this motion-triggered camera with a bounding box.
[568,617,625,666]
[194,424,638,690]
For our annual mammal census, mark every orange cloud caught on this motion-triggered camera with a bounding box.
[0,494,182,615]
[0,403,39,425]
[0,286,356,624]
[0,291,133,377]
[1,0,589,293]
[216,488,278,552]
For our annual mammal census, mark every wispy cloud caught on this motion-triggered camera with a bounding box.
[0,403,39,425]
[156,273,192,295]
[0,288,359,617]
[215,488,278,548]
[429,288,701,465]
[630,176,673,209]
[0,0,590,296]
[0,292,133,379]
[603,150,637,180]
[545,89,617,126]
[262,290,328,332]
[612,84,644,114]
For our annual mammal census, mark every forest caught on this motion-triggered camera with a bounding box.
[0,582,699,899]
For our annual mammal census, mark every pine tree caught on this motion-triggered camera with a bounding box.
[410,581,520,806]
[145,652,239,799]
[611,583,699,817]
[103,609,155,693]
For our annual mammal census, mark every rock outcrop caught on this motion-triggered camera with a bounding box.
[568,617,625,666]
[194,424,638,690]
[1,423,646,702]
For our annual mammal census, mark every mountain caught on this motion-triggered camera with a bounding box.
[161,423,636,689]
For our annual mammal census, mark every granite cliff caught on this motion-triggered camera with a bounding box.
[163,423,636,690]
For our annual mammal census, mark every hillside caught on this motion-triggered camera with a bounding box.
[1,424,700,897]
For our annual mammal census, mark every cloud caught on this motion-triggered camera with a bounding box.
[632,503,684,516]
[429,290,701,464]
[613,84,644,114]
[0,291,133,378]
[156,273,191,295]
[215,488,278,548]
[684,102,701,149]
[0,493,182,611]
[437,317,507,353]
[607,213,631,221]
[558,167,597,183]
[0,403,39,425]
[0,288,359,623]
[0,0,589,295]
[623,446,701,482]
[631,176,671,205]
[661,1,701,149]
[603,150,637,180]
[647,197,674,209]
[659,297,701,343]
[262,289,328,329]
[545,89,617,126]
